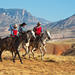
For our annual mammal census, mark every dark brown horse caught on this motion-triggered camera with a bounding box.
[0,32,28,64]
[26,30,51,60]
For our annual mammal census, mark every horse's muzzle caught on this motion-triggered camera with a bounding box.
[48,37,51,40]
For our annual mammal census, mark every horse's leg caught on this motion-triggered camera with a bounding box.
[25,42,29,54]
[31,48,36,59]
[43,45,46,53]
[16,49,23,64]
[22,41,30,57]
[22,45,29,57]
[42,45,46,57]
[40,47,44,60]
[11,51,15,59]
[13,52,17,63]
[12,51,13,58]
[22,45,26,57]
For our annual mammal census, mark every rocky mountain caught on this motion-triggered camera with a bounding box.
[0,8,50,37]
[45,14,75,38]
[0,8,50,27]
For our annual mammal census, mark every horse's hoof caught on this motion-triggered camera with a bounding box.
[21,62,23,64]
[13,60,15,63]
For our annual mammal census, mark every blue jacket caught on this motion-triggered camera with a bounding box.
[8,24,14,35]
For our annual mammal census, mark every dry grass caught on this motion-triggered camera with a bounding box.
[44,54,75,62]
[0,52,75,75]
[48,38,75,44]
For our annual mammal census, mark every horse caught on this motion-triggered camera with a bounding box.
[23,30,51,60]
[12,30,36,58]
[22,30,36,57]
[0,32,28,64]
[9,30,36,59]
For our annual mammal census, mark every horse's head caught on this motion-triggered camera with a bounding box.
[45,30,51,40]
[40,30,51,45]
[27,30,36,39]
[31,30,36,38]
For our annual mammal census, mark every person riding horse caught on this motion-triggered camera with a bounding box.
[12,24,18,37]
[18,22,27,34]
[8,24,17,36]
[33,22,42,41]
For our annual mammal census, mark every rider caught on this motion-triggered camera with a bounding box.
[33,22,42,40]
[12,24,18,37]
[18,22,27,34]
[8,24,14,36]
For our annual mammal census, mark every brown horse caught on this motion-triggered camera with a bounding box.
[0,32,27,64]
[22,30,51,60]
[22,30,36,57]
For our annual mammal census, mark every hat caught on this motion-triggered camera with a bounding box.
[14,24,17,28]
[22,22,27,25]
[20,22,27,26]
[37,22,41,26]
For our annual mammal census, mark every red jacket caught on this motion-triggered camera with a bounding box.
[34,26,42,35]
[13,29,18,36]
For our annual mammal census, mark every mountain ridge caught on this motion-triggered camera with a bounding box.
[0,8,50,27]
[45,14,75,38]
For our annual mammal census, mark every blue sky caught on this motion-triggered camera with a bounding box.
[0,0,75,22]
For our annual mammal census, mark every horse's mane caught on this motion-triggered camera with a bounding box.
[41,33,44,38]
[26,30,31,33]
